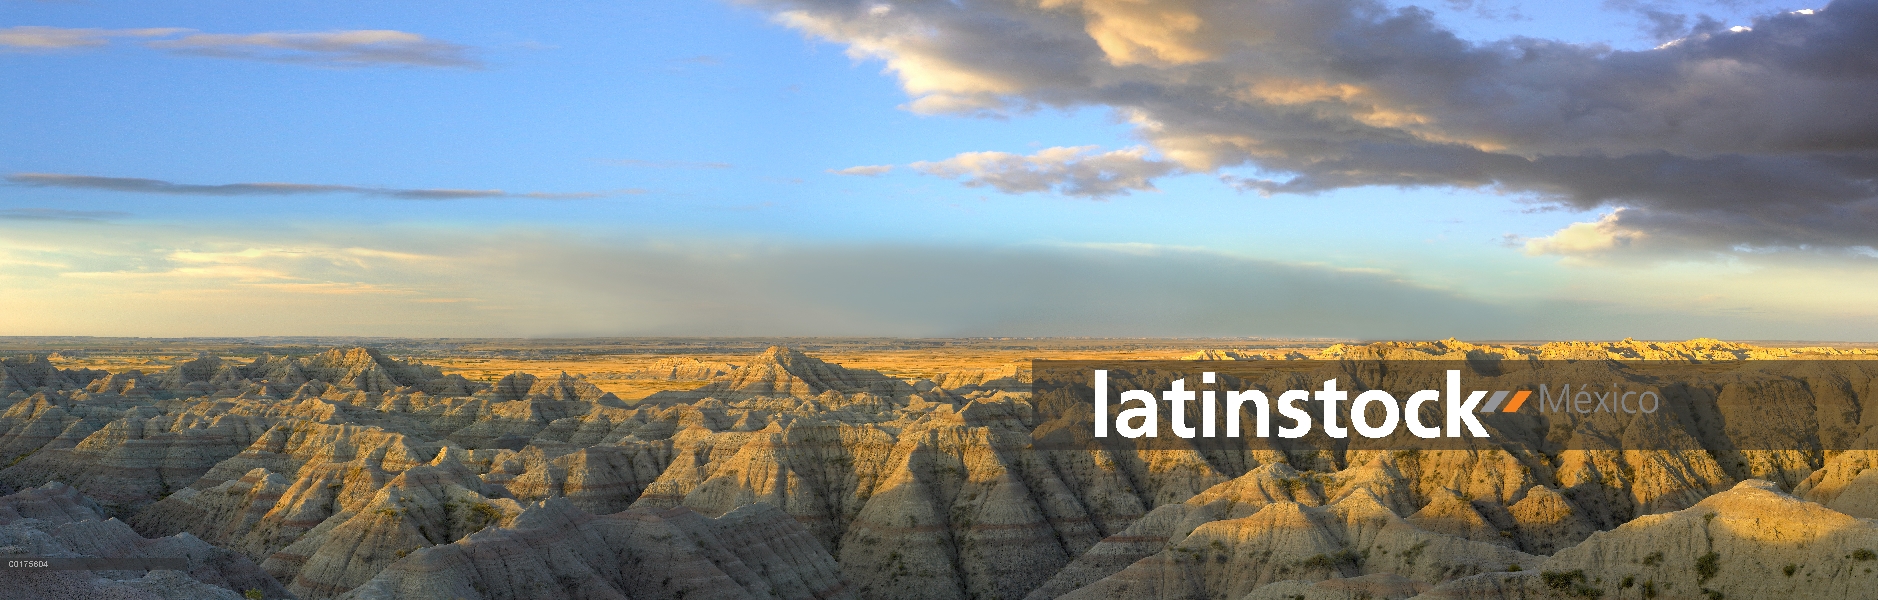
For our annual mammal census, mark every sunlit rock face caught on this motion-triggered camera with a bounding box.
[1,341,1875,599]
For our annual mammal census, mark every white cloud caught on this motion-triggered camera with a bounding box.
[829,165,894,176]
[909,146,1179,198]
[147,30,478,68]
[0,26,476,68]
[0,26,185,50]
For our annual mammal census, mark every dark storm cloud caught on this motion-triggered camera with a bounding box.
[751,0,1878,255]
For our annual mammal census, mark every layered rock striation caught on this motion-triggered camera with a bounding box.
[0,342,1874,599]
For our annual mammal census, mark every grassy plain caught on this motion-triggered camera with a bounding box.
[3,337,1340,400]
[16,336,1876,401]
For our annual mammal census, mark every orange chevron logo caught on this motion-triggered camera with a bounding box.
[1479,390,1532,412]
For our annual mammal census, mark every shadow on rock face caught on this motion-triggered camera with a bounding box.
[489,434,532,450]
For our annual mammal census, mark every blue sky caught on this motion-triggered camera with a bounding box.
[4,0,1875,339]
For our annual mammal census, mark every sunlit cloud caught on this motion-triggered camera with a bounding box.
[61,263,296,282]
[1524,211,1642,257]
[752,0,1878,256]
[909,146,1179,198]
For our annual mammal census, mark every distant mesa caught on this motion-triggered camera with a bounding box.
[619,357,738,381]
[1183,349,1270,360]
[1177,338,1878,363]
[642,345,914,403]
[1312,337,1862,361]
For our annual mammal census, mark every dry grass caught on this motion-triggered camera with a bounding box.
[421,355,749,399]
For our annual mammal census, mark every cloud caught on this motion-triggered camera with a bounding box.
[0,26,185,50]
[236,282,416,295]
[6,173,629,200]
[605,159,734,169]
[1523,211,1644,256]
[0,26,475,68]
[829,164,894,176]
[1526,198,1878,259]
[1601,1,1701,41]
[909,146,1180,198]
[1440,0,1528,21]
[752,0,1878,256]
[0,208,131,222]
[7,222,1878,338]
[0,229,1562,336]
[146,30,478,68]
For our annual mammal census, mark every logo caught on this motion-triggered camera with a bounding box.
[1086,368,1669,441]
[1092,369,1499,440]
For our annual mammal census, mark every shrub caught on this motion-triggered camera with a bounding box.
[1542,570,1587,590]
[1696,551,1721,582]
[1852,548,1876,561]
[469,502,503,527]
[1541,570,1603,598]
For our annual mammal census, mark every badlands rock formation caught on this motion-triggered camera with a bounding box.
[1,481,288,599]
[0,340,1873,599]
[622,357,739,381]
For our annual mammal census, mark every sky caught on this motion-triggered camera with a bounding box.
[3,0,1875,339]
